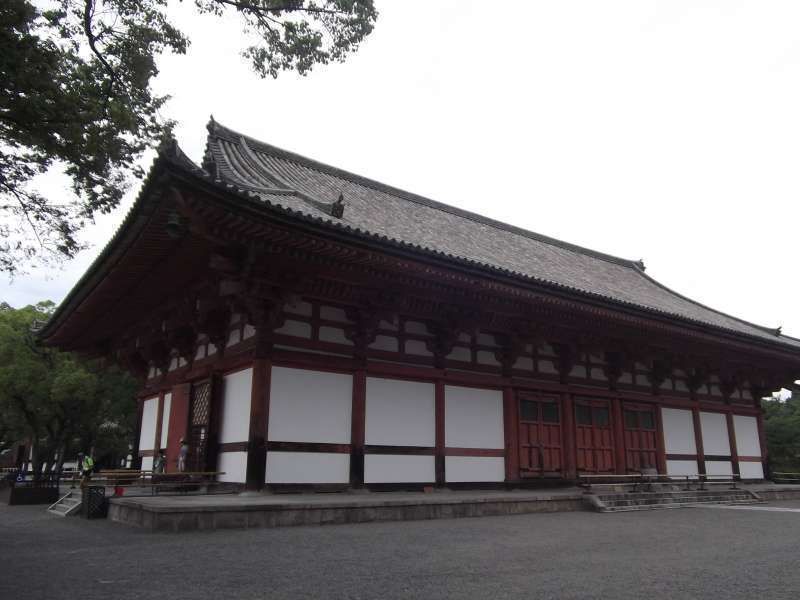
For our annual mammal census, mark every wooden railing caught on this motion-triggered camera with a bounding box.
[772,472,800,484]
[579,472,741,492]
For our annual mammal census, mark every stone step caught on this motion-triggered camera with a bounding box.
[602,496,754,508]
[597,491,745,501]
[601,500,760,513]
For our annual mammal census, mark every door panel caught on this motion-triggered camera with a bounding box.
[623,404,658,472]
[575,398,615,473]
[518,393,563,477]
[188,380,212,472]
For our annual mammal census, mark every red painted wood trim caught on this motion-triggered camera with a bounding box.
[704,454,734,461]
[444,448,505,457]
[737,455,764,462]
[166,383,191,473]
[138,449,155,457]
[266,441,352,453]
[756,410,768,477]
[350,370,366,486]
[435,380,445,486]
[245,358,270,490]
[561,393,577,479]
[132,397,145,470]
[692,407,706,475]
[365,445,435,455]
[666,453,698,461]
[654,404,667,475]
[153,391,164,453]
[611,396,626,474]
[726,412,740,476]
[218,442,248,452]
[503,386,519,482]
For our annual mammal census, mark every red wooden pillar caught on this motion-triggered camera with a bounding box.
[726,412,740,477]
[611,397,626,474]
[435,380,445,486]
[692,407,706,476]
[654,405,667,475]
[131,397,145,470]
[246,358,271,490]
[561,393,577,479]
[350,370,366,487]
[153,391,165,456]
[503,386,519,483]
[166,383,191,473]
[756,409,769,478]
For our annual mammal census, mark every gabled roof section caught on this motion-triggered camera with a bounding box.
[202,119,798,349]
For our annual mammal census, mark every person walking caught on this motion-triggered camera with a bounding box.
[177,438,189,473]
[79,452,95,489]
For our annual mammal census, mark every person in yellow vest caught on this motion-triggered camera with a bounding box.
[79,453,95,489]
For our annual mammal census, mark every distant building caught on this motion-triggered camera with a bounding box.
[39,120,800,489]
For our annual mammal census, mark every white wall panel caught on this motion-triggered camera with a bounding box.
[700,412,731,456]
[138,397,158,451]
[217,451,247,483]
[445,386,504,449]
[365,378,435,446]
[268,367,352,443]
[445,456,505,482]
[661,408,696,454]
[364,455,435,483]
[160,393,172,449]
[705,460,733,476]
[733,415,761,457]
[140,456,153,472]
[739,461,764,480]
[666,460,699,478]
[220,368,252,443]
[266,452,349,484]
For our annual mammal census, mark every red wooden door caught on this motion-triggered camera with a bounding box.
[518,393,563,477]
[574,398,615,473]
[623,404,658,472]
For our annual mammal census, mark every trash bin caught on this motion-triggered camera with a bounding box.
[82,486,108,519]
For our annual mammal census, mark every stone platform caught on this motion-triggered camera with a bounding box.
[108,488,586,532]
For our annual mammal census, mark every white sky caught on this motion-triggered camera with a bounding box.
[5,0,800,339]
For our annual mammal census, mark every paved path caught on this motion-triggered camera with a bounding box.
[2,500,800,600]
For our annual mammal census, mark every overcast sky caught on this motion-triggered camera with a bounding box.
[6,1,800,339]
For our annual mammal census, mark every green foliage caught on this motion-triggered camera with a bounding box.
[762,393,800,473]
[1,0,377,273]
[0,301,138,476]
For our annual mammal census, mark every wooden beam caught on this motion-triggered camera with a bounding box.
[692,407,706,476]
[611,396,626,474]
[561,393,576,479]
[435,380,445,486]
[350,370,366,487]
[245,358,270,490]
[502,386,519,483]
[726,412,740,477]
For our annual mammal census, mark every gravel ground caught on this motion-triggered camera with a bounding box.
[2,500,800,600]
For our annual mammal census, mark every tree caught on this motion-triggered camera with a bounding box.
[0,1,377,274]
[0,301,139,477]
[762,391,800,474]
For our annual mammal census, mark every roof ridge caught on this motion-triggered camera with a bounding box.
[206,119,642,270]
[630,265,784,338]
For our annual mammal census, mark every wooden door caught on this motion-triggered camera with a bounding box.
[623,404,658,472]
[188,380,212,472]
[518,393,563,477]
[574,398,615,473]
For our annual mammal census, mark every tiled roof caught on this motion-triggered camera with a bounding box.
[199,119,798,349]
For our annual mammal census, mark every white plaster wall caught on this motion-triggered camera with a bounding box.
[733,415,761,457]
[141,456,153,472]
[160,393,172,449]
[666,460,699,477]
[217,451,247,483]
[365,378,435,446]
[268,367,352,443]
[445,456,505,482]
[739,461,764,480]
[138,397,158,451]
[265,452,349,484]
[700,412,731,456]
[220,368,253,443]
[364,455,435,483]
[661,408,696,454]
[705,460,733,476]
[445,386,504,449]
